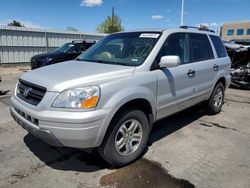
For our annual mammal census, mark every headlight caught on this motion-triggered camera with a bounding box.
[52,86,100,109]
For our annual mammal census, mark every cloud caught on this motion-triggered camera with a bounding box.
[151,15,164,20]
[80,0,103,7]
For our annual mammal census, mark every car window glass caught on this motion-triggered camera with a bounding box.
[74,44,86,53]
[79,32,161,66]
[209,35,227,58]
[189,33,214,62]
[157,33,190,65]
[54,43,75,53]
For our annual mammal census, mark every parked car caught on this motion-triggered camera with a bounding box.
[30,40,96,69]
[11,27,231,166]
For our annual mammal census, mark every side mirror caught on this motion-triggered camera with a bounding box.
[159,55,181,68]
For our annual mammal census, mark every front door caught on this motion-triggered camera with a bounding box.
[154,33,197,120]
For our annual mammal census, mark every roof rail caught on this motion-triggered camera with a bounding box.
[179,25,215,33]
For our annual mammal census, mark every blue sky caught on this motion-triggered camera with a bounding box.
[0,0,249,33]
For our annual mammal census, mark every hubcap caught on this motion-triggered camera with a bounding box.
[214,88,223,108]
[115,119,143,156]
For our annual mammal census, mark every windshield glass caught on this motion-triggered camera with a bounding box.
[78,32,161,66]
[54,43,75,53]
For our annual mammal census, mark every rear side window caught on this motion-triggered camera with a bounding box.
[209,35,227,58]
[74,44,86,53]
[189,33,214,62]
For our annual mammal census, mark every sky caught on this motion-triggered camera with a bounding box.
[0,0,250,33]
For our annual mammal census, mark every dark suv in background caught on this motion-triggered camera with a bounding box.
[30,40,96,69]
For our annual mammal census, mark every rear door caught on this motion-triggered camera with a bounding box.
[188,33,216,95]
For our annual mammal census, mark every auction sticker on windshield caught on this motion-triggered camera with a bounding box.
[139,33,160,38]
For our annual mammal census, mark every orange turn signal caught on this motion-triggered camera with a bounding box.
[80,96,99,109]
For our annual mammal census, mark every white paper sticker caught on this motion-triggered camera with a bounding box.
[139,33,160,38]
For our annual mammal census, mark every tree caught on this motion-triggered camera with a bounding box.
[66,27,78,32]
[199,24,208,30]
[97,15,123,33]
[8,20,24,27]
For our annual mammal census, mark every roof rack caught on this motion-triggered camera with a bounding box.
[179,25,215,33]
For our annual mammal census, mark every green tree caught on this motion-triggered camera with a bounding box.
[66,27,78,32]
[8,20,24,27]
[97,15,123,33]
[199,24,208,30]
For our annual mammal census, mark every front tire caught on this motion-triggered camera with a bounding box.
[205,82,225,115]
[98,109,149,167]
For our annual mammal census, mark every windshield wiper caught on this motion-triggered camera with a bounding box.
[75,58,88,61]
[78,59,132,66]
[95,60,132,66]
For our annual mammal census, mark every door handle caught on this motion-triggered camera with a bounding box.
[213,64,219,71]
[187,69,196,78]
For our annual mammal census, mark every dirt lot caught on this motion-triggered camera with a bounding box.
[0,65,250,188]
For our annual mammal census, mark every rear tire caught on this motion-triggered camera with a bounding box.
[98,109,149,167]
[205,82,225,115]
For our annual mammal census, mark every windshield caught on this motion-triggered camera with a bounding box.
[54,43,75,53]
[78,32,161,66]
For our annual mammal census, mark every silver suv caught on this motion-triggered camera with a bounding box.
[11,28,231,166]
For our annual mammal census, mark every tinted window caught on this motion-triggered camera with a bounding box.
[227,29,234,36]
[157,33,190,64]
[74,44,86,53]
[247,29,250,35]
[237,29,244,35]
[55,43,75,53]
[209,35,227,58]
[189,33,214,62]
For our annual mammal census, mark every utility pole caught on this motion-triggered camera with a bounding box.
[180,0,184,26]
[112,7,114,32]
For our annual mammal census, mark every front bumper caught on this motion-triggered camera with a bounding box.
[11,96,111,148]
[10,107,63,147]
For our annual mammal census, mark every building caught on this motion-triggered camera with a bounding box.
[0,26,106,64]
[221,20,250,42]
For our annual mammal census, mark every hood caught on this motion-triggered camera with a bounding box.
[32,51,66,60]
[20,60,135,92]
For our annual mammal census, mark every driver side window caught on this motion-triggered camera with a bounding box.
[157,33,190,65]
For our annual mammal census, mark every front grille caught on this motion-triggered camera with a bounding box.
[17,79,46,106]
[14,107,39,126]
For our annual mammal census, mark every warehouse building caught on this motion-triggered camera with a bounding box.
[221,20,250,43]
[0,26,106,64]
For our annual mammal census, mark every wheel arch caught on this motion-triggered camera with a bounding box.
[95,97,155,147]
